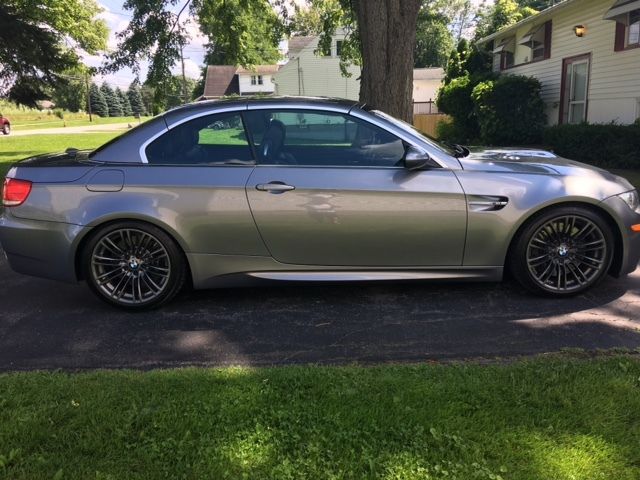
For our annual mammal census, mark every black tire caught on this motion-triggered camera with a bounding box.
[509,206,614,297]
[2,124,10,135]
[82,221,187,310]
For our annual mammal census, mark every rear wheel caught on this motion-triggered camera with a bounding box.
[510,206,614,296]
[82,222,186,310]
[2,124,10,135]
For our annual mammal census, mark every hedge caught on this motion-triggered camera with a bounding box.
[543,123,640,169]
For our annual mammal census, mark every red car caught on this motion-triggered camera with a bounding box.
[0,114,10,135]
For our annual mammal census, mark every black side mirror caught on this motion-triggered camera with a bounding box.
[403,146,434,171]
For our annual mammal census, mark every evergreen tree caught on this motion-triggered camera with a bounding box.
[101,83,123,117]
[116,87,132,116]
[127,82,146,116]
[89,82,108,117]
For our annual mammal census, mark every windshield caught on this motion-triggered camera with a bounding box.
[368,109,459,157]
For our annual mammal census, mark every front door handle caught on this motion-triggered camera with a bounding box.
[255,182,295,193]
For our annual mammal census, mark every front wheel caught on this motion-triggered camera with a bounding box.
[509,206,614,296]
[2,124,10,135]
[82,222,187,310]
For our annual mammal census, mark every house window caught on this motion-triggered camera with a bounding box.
[251,75,257,85]
[257,75,264,85]
[336,40,344,57]
[628,10,640,46]
[493,37,515,71]
[519,21,552,62]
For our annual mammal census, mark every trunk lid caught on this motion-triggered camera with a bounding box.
[6,149,98,183]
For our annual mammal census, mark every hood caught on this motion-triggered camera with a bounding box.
[458,147,610,175]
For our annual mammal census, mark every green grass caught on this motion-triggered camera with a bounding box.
[0,132,120,177]
[0,356,639,479]
[12,116,150,131]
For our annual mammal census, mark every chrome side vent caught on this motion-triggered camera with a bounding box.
[468,195,509,212]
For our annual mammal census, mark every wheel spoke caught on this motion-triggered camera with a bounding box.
[526,215,607,292]
[91,228,171,305]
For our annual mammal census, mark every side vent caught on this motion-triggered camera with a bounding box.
[468,195,509,212]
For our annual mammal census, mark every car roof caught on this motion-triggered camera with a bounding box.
[170,96,362,114]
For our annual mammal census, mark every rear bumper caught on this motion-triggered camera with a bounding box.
[0,210,89,283]
[601,196,640,277]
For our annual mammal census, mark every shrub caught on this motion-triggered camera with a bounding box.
[472,74,545,145]
[53,108,65,120]
[543,123,640,169]
[436,75,481,143]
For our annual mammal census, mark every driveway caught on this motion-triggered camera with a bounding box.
[0,247,639,371]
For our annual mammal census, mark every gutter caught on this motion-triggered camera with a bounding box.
[476,0,581,45]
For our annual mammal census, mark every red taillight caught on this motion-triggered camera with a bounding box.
[2,178,32,206]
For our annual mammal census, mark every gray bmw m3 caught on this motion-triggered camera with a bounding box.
[1,97,639,309]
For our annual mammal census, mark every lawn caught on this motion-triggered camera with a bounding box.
[11,116,150,131]
[0,356,639,479]
[0,132,120,177]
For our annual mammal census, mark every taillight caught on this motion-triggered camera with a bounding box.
[2,178,32,206]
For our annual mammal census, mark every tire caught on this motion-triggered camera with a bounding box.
[82,221,187,310]
[509,206,614,297]
[2,124,10,135]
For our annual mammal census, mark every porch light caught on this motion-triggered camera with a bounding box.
[573,25,586,37]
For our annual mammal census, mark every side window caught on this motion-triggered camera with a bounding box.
[145,112,253,165]
[244,109,405,167]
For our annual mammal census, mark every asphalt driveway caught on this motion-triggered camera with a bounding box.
[0,247,639,371]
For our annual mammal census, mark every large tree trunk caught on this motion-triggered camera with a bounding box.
[355,0,421,123]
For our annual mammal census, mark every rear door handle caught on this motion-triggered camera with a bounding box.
[255,182,295,193]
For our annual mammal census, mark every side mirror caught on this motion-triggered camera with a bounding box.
[403,146,433,171]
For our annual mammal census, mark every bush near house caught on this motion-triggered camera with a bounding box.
[472,75,546,146]
[436,74,544,146]
[543,123,640,169]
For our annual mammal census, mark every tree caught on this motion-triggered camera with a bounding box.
[475,0,538,40]
[116,88,133,116]
[104,0,283,89]
[89,83,109,117]
[356,1,422,121]
[51,68,88,113]
[101,83,123,117]
[414,9,454,68]
[127,82,147,117]
[0,0,107,106]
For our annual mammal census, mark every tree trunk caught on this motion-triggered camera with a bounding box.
[354,0,421,123]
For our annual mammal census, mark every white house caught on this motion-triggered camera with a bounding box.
[274,31,361,100]
[478,0,640,125]
[275,33,445,106]
[199,65,278,99]
[236,65,279,95]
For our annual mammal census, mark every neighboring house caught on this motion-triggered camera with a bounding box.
[477,0,640,126]
[236,65,279,95]
[412,68,444,113]
[274,31,361,100]
[199,65,278,99]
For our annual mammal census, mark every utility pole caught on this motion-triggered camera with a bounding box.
[85,73,93,122]
[181,46,188,104]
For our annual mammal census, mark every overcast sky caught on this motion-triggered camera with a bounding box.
[88,0,491,89]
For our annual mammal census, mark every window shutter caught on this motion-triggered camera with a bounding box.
[614,22,626,51]
[544,20,552,59]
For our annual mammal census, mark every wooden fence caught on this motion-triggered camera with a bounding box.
[412,113,449,138]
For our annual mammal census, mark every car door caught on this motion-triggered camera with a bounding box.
[244,108,467,267]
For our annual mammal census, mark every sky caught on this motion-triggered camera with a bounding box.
[87,0,491,90]
[84,0,208,89]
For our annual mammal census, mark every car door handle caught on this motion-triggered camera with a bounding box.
[255,182,295,193]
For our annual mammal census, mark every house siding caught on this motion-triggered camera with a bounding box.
[238,74,275,95]
[496,0,640,125]
[274,34,361,100]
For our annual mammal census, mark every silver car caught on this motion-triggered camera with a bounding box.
[1,97,639,310]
